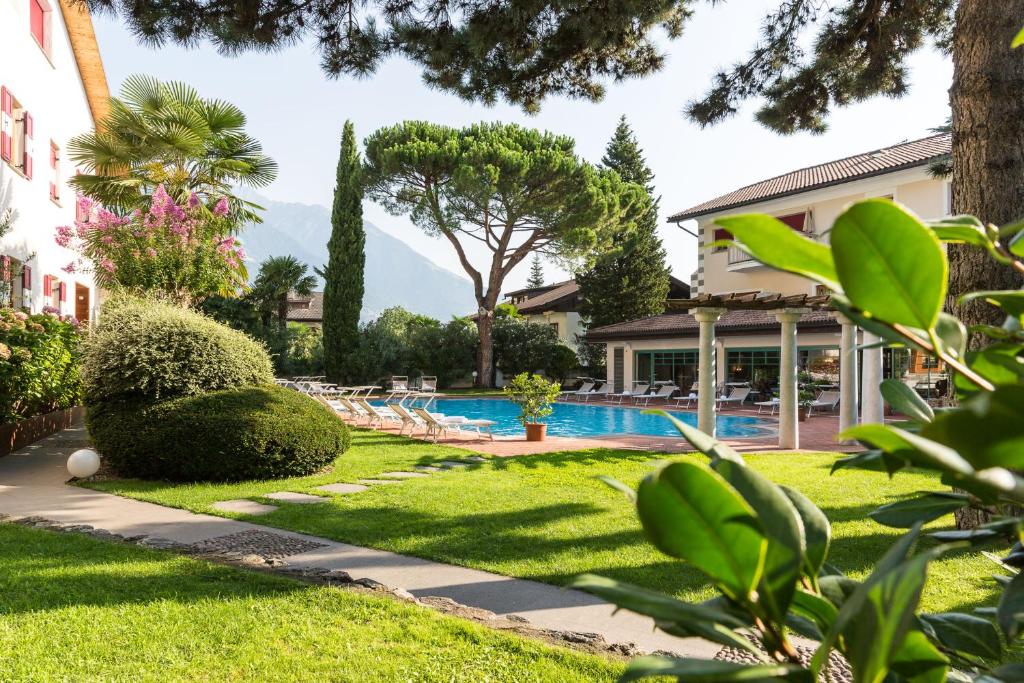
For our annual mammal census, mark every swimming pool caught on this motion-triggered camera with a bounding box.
[404,398,774,438]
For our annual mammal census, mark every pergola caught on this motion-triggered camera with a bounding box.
[663,292,885,449]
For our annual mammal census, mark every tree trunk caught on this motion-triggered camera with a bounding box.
[476,307,495,388]
[948,0,1024,529]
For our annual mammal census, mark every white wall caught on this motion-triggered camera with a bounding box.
[0,0,99,319]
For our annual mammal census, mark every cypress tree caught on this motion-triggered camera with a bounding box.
[577,116,670,329]
[527,254,545,288]
[321,121,365,382]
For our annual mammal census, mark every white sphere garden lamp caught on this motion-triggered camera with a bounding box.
[67,448,101,478]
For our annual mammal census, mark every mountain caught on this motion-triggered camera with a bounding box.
[239,196,476,321]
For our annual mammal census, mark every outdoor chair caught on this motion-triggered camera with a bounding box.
[419,376,438,393]
[612,382,648,404]
[671,392,698,409]
[390,403,427,436]
[808,390,841,416]
[716,387,751,409]
[580,382,613,402]
[755,397,780,415]
[634,384,676,406]
[356,399,401,427]
[412,407,464,442]
[566,381,595,401]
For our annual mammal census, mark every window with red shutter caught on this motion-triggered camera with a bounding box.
[43,274,51,296]
[776,212,807,231]
[29,0,52,57]
[21,265,32,291]
[0,87,11,163]
[59,281,66,302]
[49,141,59,202]
[712,227,732,252]
[22,112,33,180]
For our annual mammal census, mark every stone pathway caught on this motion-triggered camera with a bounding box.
[0,426,718,658]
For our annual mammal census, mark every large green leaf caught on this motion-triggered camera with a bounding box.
[637,462,767,602]
[620,657,800,683]
[830,200,947,329]
[570,574,763,657]
[961,291,1024,319]
[880,378,934,423]
[781,486,831,579]
[997,571,1024,640]
[839,424,974,477]
[714,214,840,290]
[922,387,1024,470]
[715,461,805,623]
[869,492,970,528]
[790,589,839,637]
[831,449,908,476]
[887,629,949,683]
[648,409,744,465]
[960,343,1024,392]
[919,612,1002,660]
[1013,25,1024,48]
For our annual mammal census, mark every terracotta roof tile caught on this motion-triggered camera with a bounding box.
[514,281,580,314]
[286,291,323,322]
[585,309,838,341]
[668,133,951,222]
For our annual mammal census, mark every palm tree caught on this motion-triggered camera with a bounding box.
[67,74,277,224]
[250,256,318,336]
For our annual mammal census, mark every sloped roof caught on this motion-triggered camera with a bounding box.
[287,291,324,322]
[515,280,581,314]
[585,309,838,342]
[668,133,951,222]
[58,0,111,126]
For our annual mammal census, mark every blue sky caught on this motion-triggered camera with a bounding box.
[91,1,952,291]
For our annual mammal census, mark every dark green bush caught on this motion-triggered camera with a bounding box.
[82,297,274,404]
[87,385,350,482]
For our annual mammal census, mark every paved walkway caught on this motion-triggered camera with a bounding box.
[0,426,717,658]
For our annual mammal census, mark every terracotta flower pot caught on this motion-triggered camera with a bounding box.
[525,422,547,442]
[798,407,809,422]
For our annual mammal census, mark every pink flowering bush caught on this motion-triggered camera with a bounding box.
[0,307,82,423]
[57,186,247,306]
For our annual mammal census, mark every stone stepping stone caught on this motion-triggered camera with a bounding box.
[466,456,487,463]
[316,483,369,494]
[378,471,429,479]
[357,479,402,485]
[437,460,471,468]
[263,491,328,504]
[212,499,278,515]
[415,465,442,472]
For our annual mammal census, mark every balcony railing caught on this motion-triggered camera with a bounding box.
[727,244,753,265]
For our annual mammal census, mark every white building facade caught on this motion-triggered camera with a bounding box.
[0,0,109,320]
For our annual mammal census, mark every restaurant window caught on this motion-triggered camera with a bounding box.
[800,348,840,382]
[634,350,699,389]
[726,348,780,384]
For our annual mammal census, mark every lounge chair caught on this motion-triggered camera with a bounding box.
[580,382,613,402]
[390,403,427,435]
[412,407,464,442]
[419,376,438,393]
[563,380,594,401]
[716,387,752,409]
[671,392,698,409]
[755,397,780,415]
[635,384,676,406]
[612,383,648,404]
[356,399,401,427]
[808,390,841,416]
[337,396,371,423]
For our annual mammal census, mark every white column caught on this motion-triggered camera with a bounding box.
[861,331,885,424]
[695,308,726,436]
[774,308,808,449]
[837,314,859,438]
[622,344,633,394]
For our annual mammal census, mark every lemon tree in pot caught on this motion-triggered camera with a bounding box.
[503,372,560,441]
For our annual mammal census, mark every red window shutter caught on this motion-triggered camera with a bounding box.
[49,142,57,168]
[43,274,51,296]
[0,87,11,162]
[49,182,57,200]
[22,111,33,179]
[59,281,66,302]
[777,212,806,231]
[30,0,45,46]
[22,265,31,290]
[713,227,732,242]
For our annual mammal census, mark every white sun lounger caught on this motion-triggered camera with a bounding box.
[671,393,698,409]
[612,383,649,404]
[634,384,676,406]
[563,381,594,401]
[357,399,402,427]
[716,387,751,409]
[808,390,841,416]
[580,383,613,402]
[755,398,780,415]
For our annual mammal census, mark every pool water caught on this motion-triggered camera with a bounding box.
[400,397,773,438]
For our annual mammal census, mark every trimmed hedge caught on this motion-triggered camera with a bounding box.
[82,297,274,405]
[87,385,350,482]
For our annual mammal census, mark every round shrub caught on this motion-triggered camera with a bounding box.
[82,297,274,404]
[87,385,351,481]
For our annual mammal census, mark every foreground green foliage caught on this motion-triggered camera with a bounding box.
[583,197,1024,681]
[87,386,350,482]
[83,431,1000,616]
[0,308,81,423]
[82,297,273,404]
[0,523,619,682]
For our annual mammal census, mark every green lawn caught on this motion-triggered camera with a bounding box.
[0,523,620,682]
[84,429,1005,615]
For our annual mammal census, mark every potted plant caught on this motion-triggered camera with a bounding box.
[798,389,816,421]
[503,372,560,441]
